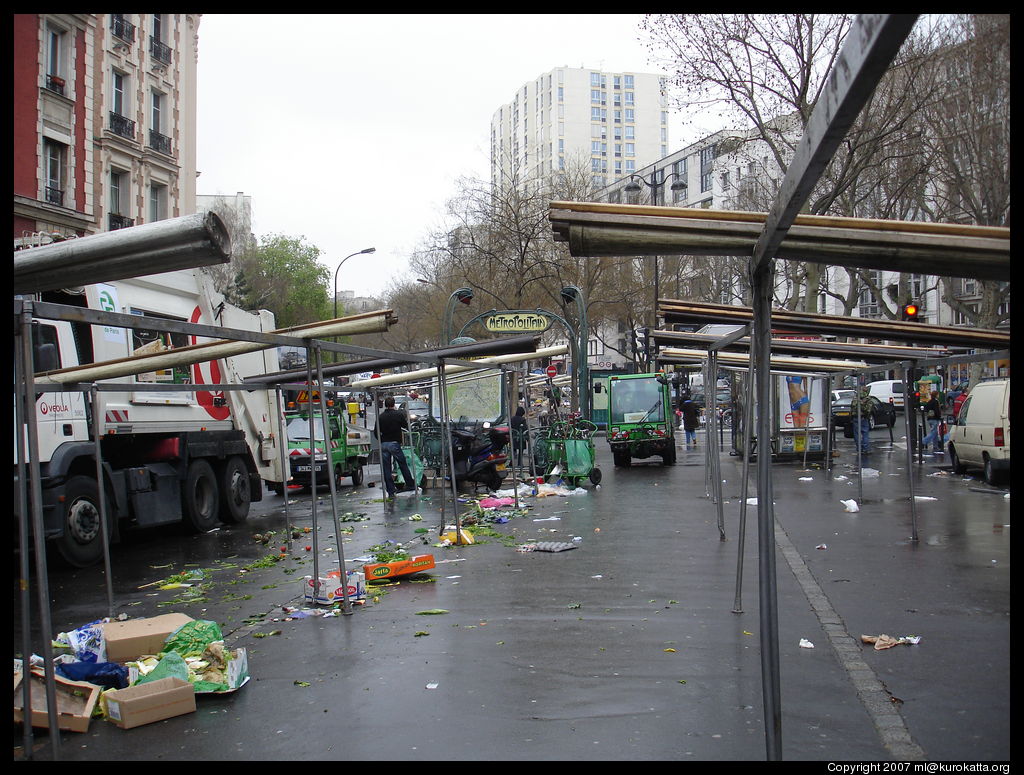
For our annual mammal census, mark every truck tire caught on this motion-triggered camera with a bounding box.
[218,456,251,524]
[349,465,363,487]
[612,449,632,468]
[663,444,677,466]
[948,445,966,475]
[54,475,111,568]
[182,459,220,532]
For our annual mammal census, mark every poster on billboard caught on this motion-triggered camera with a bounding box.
[777,375,826,430]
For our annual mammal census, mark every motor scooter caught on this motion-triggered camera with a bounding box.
[447,423,509,491]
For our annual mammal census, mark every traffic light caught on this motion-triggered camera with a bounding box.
[901,303,920,322]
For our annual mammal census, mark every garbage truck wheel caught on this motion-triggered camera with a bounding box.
[218,456,251,524]
[589,468,602,485]
[350,465,363,487]
[54,475,112,568]
[182,459,220,533]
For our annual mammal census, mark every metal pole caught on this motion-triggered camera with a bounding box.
[14,311,36,759]
[437,361,463,540]
[503,368,520,509]
[305,347,321,600]
[801,378,814,470]
[857,379,865,506]
[901,363,919,542]
[825,375,835,473]
[314,344,350,613]
[733,364,757,613]
[275,387,291,538]
[711,351,726,541]
[90,386,115,618]
[18,305,62,759]
[752,260,782,761]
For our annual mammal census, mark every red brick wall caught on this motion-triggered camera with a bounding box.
[12,14,39,201]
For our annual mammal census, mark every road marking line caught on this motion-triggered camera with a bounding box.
[774,520,926,761]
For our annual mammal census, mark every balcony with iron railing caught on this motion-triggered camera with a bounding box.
[149,130,172,156]
[45,74,66,96]
[45,186,64,207]
[109,111,135,140]
[109,213,134,231]
[111,15,135,44]
[150,36,172,65]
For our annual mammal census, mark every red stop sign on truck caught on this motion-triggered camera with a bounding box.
[546,364,558,378]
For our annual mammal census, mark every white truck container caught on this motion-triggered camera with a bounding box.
[16,269,284,567]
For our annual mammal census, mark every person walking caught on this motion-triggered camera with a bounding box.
[921,389,944,453]
[374,396,416,500]
[510,406,528,466]
[853,386,874,455]
[681,398,700,447]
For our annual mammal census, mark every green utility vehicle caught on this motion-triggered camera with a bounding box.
[606,372,677,466]
[271,396,372,494]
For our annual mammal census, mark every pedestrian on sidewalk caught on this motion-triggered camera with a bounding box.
[681,398,700,447]
[374,396,415,500]
[921,389,944,453]
[853,386,874,455]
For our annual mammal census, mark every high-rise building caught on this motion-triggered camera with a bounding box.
[490,67,668,193]
[13,14,200,249]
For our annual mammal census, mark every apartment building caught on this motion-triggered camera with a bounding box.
[490,67,669,193]
[13,13,200,249]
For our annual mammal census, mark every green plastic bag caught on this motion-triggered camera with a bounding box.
[160,619,224,658]
[134,650,189,685]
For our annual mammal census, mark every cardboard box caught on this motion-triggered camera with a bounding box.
[13,668,101,733]
[363,554,435,581]
[100,613,194,664]
[104,677,196,729]
[303,570,365,605]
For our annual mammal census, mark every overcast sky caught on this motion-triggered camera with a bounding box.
[195,14,692,299]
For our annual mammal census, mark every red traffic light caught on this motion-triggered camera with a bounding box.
[902,303,920,321]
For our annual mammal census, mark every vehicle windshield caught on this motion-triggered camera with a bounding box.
[286,416,327,442]
[609,378,665,424]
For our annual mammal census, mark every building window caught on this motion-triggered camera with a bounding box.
[148,182,167,222]
[44,139,67,206]
[625,143,635,156]
[112,70,127,115]
[624,75,634,89]
[111,13,135,43]
[109,168,133,230]
[624,91,634,105]
[625,126,635,140]
[626,160,636,173]
[150,13,172,64]
[590,72,602,87]
[45,24,67,94]
[624,108,635,123]
[700,144,716,193]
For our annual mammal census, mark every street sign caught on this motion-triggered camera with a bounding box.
[546,364,558,378]
[484,312,549,333]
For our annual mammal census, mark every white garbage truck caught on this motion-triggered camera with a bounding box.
[16,269,285,567]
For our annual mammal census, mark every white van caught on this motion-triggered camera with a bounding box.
[947,378,1010,485]
[867,379,906,410]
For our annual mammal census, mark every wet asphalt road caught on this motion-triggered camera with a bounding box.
[13,424,1011,762]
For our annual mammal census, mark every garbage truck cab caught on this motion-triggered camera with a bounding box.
[606,372,676,466]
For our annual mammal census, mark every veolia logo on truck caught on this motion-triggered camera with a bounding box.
[188,305,230,421]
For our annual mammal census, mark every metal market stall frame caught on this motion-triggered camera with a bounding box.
[549,14,1010,760]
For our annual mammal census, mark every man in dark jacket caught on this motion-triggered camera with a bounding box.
[374,396,416,499]
[681,399,700,447]
[510,406,528,466]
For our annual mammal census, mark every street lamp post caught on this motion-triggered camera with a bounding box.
[442,287,474,345]
[560,285,590,419]
[332,247,375,362]
[624,169,686,369]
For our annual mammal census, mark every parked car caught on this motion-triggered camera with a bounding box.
[691,391,731,410]
[398,399,431,421]
[867,379,906,411]
[947,378,1010,485]
[832,394,896,432]
[831,389,855,403]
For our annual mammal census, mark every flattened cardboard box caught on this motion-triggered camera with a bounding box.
[100,613,194,663]
[104,676,196,729]
[13,668,101,733]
